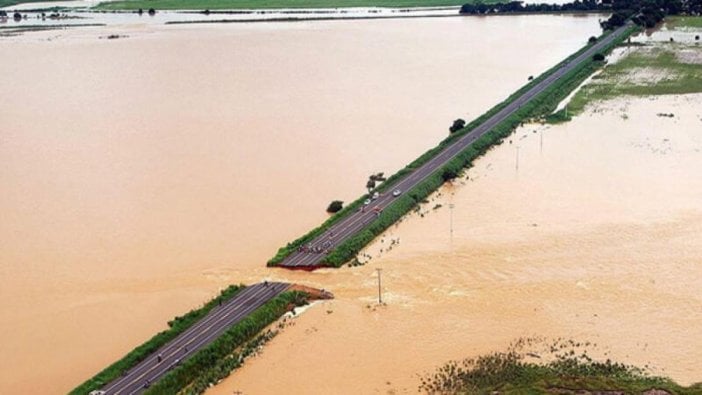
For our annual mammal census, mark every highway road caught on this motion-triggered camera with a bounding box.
[279,24,631,268]
[98,282,289,395]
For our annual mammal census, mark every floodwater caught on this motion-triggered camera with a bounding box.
[210,94,702,394]
[1,14,605,394]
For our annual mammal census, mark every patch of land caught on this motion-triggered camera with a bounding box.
[667,16,702,29]
[95,0,490,11]
[421,339,702,394]
[556,43,702,119]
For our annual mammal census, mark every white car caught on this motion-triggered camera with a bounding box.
[364,199,372,205]
[372,192,380,200]
[392,189,402,197]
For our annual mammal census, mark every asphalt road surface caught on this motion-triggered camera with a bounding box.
[99,282,289,395]
[279,24,631,268]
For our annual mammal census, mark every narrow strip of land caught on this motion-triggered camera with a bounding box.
[278,23,632,269]
[100,282,289,395]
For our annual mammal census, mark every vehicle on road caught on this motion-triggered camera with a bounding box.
[392,189,402,197]
[364,199,371,205]
[372,192,380,200]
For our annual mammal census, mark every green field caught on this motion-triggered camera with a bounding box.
[667,16,702,28]
[550,41,702,121]
[0,0,64,7]
[96,0,490,11]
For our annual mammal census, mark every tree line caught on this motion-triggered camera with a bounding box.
[460,0,702,30]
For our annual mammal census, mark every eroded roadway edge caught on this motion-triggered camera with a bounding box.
[100,282,290,395]
[279,23,632,268]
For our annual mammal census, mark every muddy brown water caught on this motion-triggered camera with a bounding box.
[209,94,702,395]
[2,14,610,394]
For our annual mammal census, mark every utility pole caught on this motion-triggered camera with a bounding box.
[449,203,455,242]
[376,268,383,304]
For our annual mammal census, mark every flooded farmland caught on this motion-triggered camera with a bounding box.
[210,93,702,395]
[0,13,659,394]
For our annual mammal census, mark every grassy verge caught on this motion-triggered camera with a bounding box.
[320,26,637,267]
[550,40,702,121]
[95,0,497,11]
[144,291,308,394]
[420,340,702,394]
[666,16,702,29]
[267,28,623,267]
[69,285,245,395]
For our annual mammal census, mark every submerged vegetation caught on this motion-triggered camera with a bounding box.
[420,339,702,394]
[69,285,245,395]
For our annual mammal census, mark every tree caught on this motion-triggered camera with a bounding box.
[588,36,598,44]
[442,168,458,181]
[366,179,376,192]
[13,12,22,21]
[326,200,344,213]
[592,53,606,61]
[148,8,156,15]
[449,118,466,134]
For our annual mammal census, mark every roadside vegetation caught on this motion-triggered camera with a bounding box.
[69,285,246,395]
[143,291,308,395]
[420,338,702,394]
[96,0,498,11]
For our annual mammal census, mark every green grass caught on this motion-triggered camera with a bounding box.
[0,0,67,7]
[69,285,245,395]
[550,42,702,121]
[95,0,493,11]
[666,16,702,29]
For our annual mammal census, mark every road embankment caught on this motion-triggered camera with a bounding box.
[269,24,639,268]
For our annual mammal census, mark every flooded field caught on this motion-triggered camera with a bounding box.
[210,93,702,395]
[0,14,603,394]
